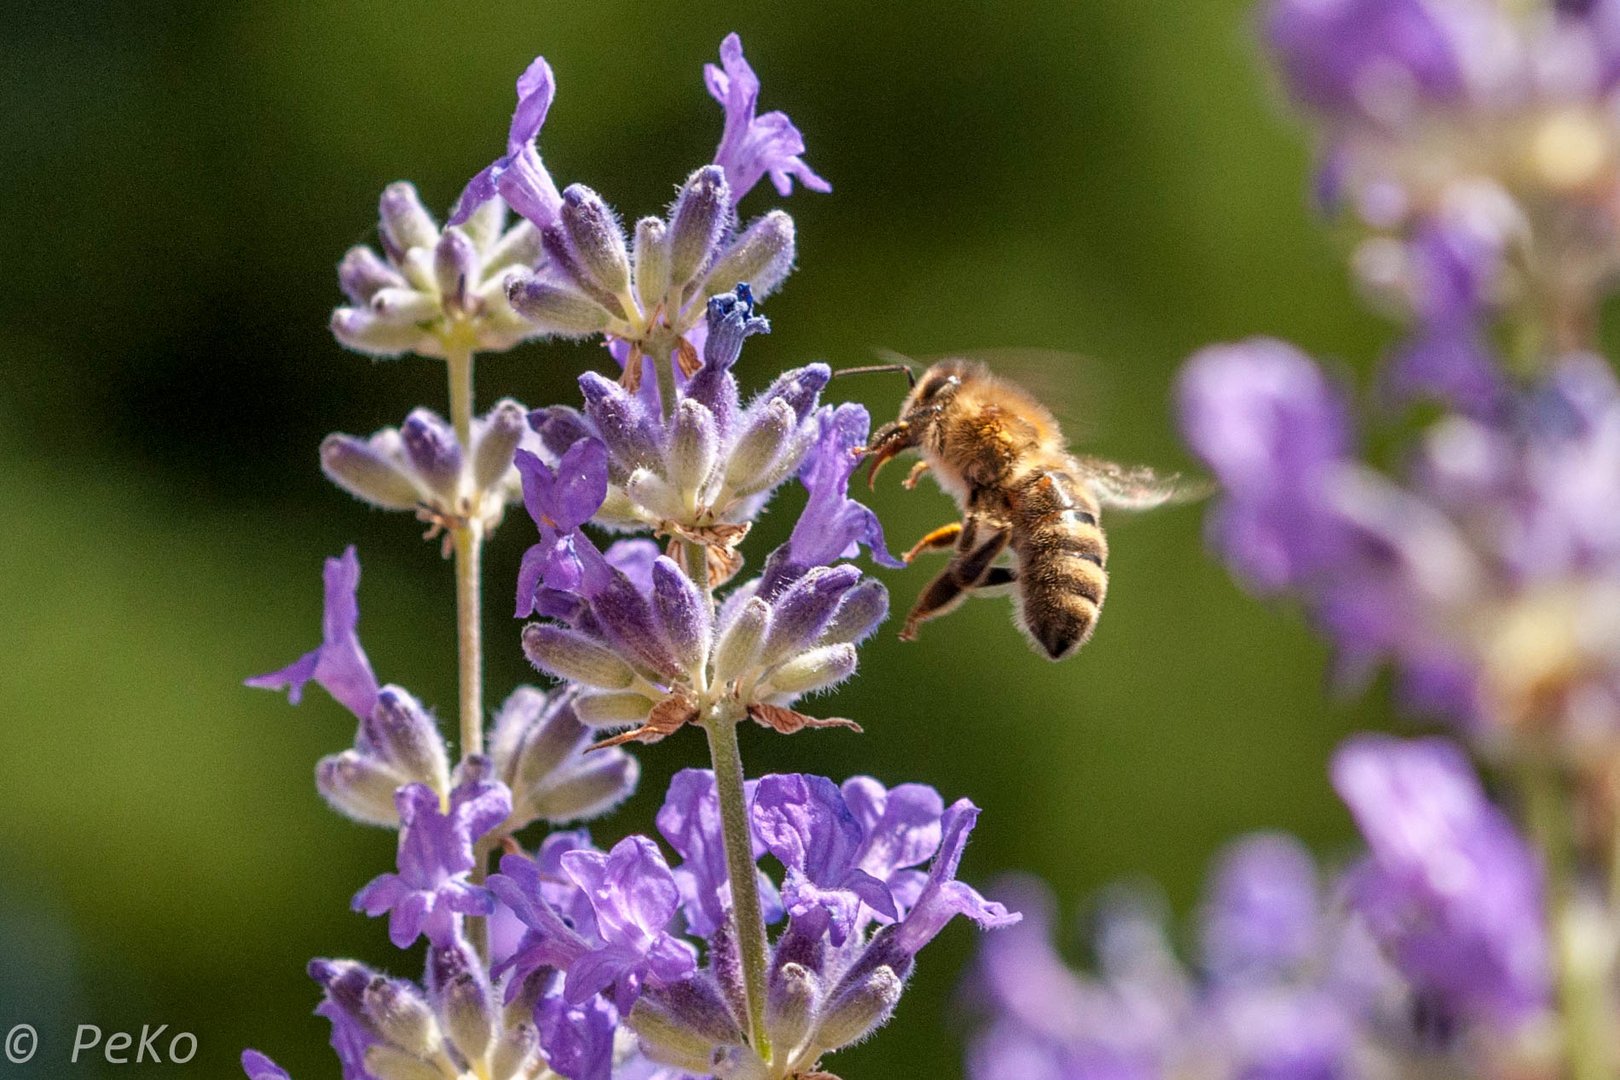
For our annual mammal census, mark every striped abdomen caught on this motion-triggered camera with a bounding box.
[1010,466,1108,660]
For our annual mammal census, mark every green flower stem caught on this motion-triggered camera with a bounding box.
[445,340,484,762]
[445,336,488,963]
[701,707,773,1062]
[1521,760,1609,1080]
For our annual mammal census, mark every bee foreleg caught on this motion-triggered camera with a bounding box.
[899,527,1010,641]
[902,522,963,564]
[903,460,931,490]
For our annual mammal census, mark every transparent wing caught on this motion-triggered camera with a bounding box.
[1073,456,1213,512]
[871,346,1106,441]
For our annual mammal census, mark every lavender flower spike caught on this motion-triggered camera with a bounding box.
[706,33,832,200]
[246,546,379,720]
[352,762,513,948]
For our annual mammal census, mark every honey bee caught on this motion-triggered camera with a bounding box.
[857,359,1197,660]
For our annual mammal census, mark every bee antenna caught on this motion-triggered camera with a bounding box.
[831,363,916,389]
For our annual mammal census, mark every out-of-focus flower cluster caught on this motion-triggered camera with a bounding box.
[973,3,1620,1078]
[1269,0,1620,405]
[969,736,1552,1080]
[1164,0,1620,765]
[1181,340,1620,760]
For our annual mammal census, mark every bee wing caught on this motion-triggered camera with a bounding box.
[871,346,1106,441]
[1073,456,1213,512]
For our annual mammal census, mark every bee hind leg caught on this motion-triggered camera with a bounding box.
[902,522,962,564]
[899,527,1009,641]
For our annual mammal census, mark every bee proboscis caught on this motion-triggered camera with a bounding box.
[857,359,1199,660]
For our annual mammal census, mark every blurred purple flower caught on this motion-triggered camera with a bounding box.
[1332,734,1549,1022]
[1178,338,1356,593]
[240,1051,291,1080]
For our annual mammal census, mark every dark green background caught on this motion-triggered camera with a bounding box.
[0,2,1393,1077]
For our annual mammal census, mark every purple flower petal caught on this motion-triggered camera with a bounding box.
[706,33,830,199]
[240,1051,291,1080]
[351,772,512,948]
[787,403,902,572]
[246,546,380,720]
[556,836,697,1002]
[451,57,564,228]
[892,800,1019,956]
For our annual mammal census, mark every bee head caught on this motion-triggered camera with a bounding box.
[905,360,975,417]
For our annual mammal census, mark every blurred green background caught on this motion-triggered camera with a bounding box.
[0,1,1396,1077]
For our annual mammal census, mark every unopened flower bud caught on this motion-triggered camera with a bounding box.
[533,754,640,822]
[363,978,442,1061]
[321,433,421,510]
[820,580,889,645]
[438,971,495,1066]
[316,750,402,827]
[484,220,543,275]
[579,373,661,471]
[497,691,586,791]
[765,363,831,423]
[330,308,429,357]
[309,959,380,1033]
[714,598,771,685]
[763,643,857,696]
[668,165,731,292]
[434,227,480,315]
[670,399,720,492]
[339,246,406,305]
[560,184,632,297]
[764,566,861,665]
[489,1021,540,1080]
[378,182,438,257]
[574,690,657,726]
[633,217,672,312]
[506,273,614,336]
[472,399,526,492]
[370,287,440,324]
[700,211,795,300]
[459,196,507,250]
[710,1046,772,1080]
[400,409,464,499]
[726,399,796,493]
[765,962,819,1058]
[653,557,712,671]
[627,468,690,522]
[629,981,748,1073]
[528,406,595,460]
[814,965,902,1050]
[365,687,450,791]
[364,1044,443,1080]
[522,624,637,690]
